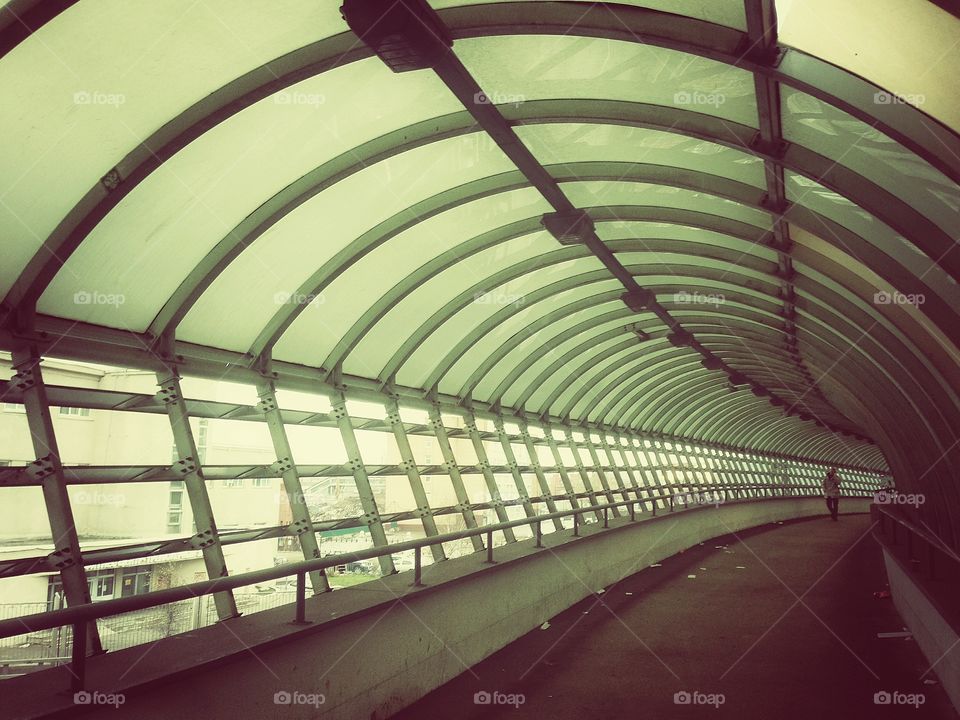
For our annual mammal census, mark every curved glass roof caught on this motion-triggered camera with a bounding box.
[2,0,959,533]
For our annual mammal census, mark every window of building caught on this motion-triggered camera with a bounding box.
[2,403,25,413]
[120,567,151,597]
[58,406,91,418]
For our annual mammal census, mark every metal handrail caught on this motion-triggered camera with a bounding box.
[0,485,873,691]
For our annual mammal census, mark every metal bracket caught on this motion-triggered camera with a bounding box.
[189,529,216,550]
[171,457,197,475]
[25,455,55,482]
[47,547,76,570]
[287,518,310,536]
[271,457,294,474]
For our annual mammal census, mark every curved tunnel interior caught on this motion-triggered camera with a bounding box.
[0,0,958,714]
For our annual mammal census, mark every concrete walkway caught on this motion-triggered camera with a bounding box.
[392,513,955,719]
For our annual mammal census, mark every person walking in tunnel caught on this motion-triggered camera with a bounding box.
[823,467,841,520]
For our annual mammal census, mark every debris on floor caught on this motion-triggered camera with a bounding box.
[539,622,551,630]
[649,563,662,567]
[877,631,912,639]
[625,592,633,596]
[873,590,891,599]
[687,574,697,579]
[735,566,746,569]
[596,589,605,594]
[923,679,938,686]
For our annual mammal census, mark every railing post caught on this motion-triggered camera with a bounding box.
[573,511,580,537]
[630,503,636,522]
[413,546,424,587]
[485,530,495,564]
[292,571,309,625]
[535,521,543,548]
[70,620,86,693]
[669,494,675,512]
[603,507,609,528]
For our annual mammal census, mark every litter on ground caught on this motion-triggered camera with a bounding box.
[540,622,551,630]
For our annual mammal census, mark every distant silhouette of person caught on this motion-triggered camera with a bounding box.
[823,467,841,521]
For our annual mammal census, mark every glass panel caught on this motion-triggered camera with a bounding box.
[347,231,558,379]
[517,123,765,188]
[0,0,340,298]
[777,0,960,133]
[436,0,748,30]
[559,181,772,229]
[178,132,516,351]
[780,87,960,239]
[456,36,758,127]
[274,187,551,367]
[40,60,463,330]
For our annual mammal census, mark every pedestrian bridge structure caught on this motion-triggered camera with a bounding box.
[0,0,958,717]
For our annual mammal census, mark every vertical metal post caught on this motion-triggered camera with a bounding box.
[464,411,516,543]
[516,417,563,531]
[427,403,484,552]
[70,620,87,692]
[485,530,495,563]
[564,429,602,521]
[330,391,397,575]
[573,511,580,536]
[256,378,330,593]
[543,425,582,512]
[10,349,103,655]
[604,507,609,528]
[386,395,446,562]
[293,572,309,625]
[604,435,638,501]
[581,429,620,517]
[536,521,543,547]
[630,502,636,522]
[156,369,238,620]
[413,546,423,586]
[492,415,538,526]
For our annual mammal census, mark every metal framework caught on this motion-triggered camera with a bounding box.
[0,0,957,667]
